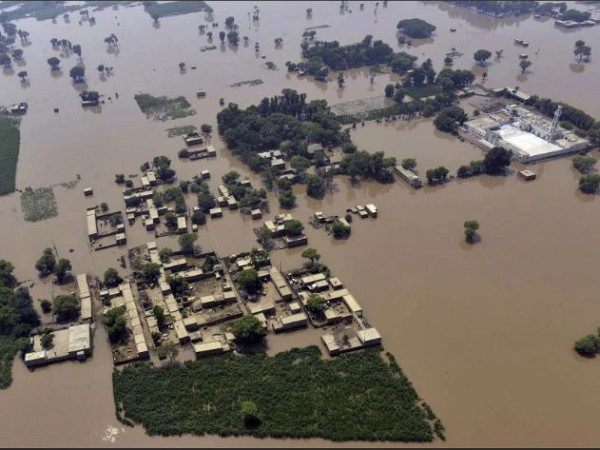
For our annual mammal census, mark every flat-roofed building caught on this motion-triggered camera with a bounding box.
[193,341,226,357]
[174,320,190,344]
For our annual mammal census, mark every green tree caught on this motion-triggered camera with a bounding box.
[157,339,179,363]
[301,248,321,263]
[575,334,600,357]
[40,299,52,314]
[464,220,480,243]
[457,165,472,178]
[0,260,17,288]
[200,123,213,135]
[178,233,198,254]
[53,294,79,323]
[306,174,326,199]
[35,248,56,276]
[47,56,60,70]
[473,49,492,66]
[483,147,512,174]
[219,31,226,43]
[166,275,189,297]
[279,191,296,209]
[572,155,597,174]
[433,106,468,135]
[141,262,161,281]
[197,192,216,212]
[103,268,122,288]
[401,158,417,171]
[115,174,125,184]
[164,212,177,229]
[102,306,127,344]
[241,400,260,427]
[396,18,436,38]
[153,305,166,330]
[519,59,532,74]
[55,258,72,283]
[40,332,54,349]
[191,210,206,225]
[236,269,262,294]
[579,174,600,194]
[232,314,266,344]
[384,83,395,98]
[284,219,304,237]
[290,155,311,173]
[69,65,85,82]
[257,226,272,247]
[100,202,109,212]
[306,293,326,313]
[158,247,173,263]
[332,220,351,239]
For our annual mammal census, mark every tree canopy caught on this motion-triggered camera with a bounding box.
[232,314,266,344]
[284,219,304,237]
[53,294,79,323]
[397,18,436,39]
[473,49,492,66]
[35,248,56,276]
[104,268,122,288]
[236,269,262,294]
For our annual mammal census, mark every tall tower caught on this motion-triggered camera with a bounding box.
[549,105,562,141]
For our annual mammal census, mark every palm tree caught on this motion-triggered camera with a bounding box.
[17,70,27,81]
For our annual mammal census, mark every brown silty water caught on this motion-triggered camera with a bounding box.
[1,0,600,447]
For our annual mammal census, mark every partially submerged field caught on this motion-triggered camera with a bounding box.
[0,117,21,196]
[134,94,196,121]
[113,347,443,442]
[20,187,58,222]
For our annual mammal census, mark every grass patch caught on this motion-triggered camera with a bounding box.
[402,85,443,100]
[113,346,439,442]
[166,125,197,138]
[0,116,20,196]
[20,187,58,222]
[0,336,18,390]
[134,94,196,122]
[143,1,212,19]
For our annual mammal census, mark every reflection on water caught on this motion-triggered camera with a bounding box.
[1,1,600,447]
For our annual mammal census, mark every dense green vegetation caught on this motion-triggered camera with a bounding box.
[331,219,351,239]
[0,260,40,389]
[579,174,600,194]
[452,1,538,17]
[433,106,468,135]
[143,1,212,19]
[0,117,20,196]
[572,155,596,174]
[113,347,440,442]
[575,334,600,357]
[300,35,394,71]
[396,18,436,38]
[232,314,266,344]
[103,306,128,344]
[290,36,421,80]
[52,294,79,323]
[134,93,196,121]
[217,89,397,195]
[0,1,82,22]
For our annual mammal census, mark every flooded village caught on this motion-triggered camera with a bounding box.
[2,0,600,447]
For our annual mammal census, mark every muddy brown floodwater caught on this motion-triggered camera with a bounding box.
[1,1,600,447]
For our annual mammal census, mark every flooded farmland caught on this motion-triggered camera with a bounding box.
[1,0,600,447]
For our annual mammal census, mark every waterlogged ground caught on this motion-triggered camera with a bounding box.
[1,1,600,447]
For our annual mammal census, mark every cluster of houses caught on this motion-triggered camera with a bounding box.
[262,213,309,248]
